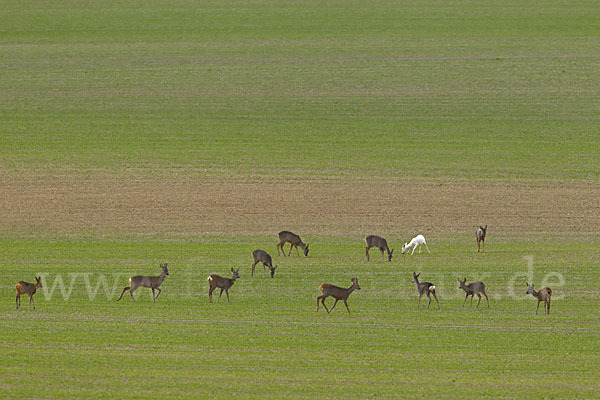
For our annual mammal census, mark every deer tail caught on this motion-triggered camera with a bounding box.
[207,276,213,282]
[429,286,436,292]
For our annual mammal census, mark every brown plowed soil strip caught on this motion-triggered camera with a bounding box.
[1,171,598,238]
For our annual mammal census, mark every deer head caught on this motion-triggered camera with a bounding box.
[231,268,240,280]
[458,278,467,290]
[269,265,278,278]
[401,243,408,254]
[35,276,43,288]
[303,244,309,256]
[161,263,169,275]
[526,282,534,295]
[351,277,361,290]
[412,272,420,284]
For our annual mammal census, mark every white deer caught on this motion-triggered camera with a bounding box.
[402,234,430,255]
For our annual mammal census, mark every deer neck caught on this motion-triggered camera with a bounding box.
[157,272,166,285]
[347,284,357,295]
[531,289,541,300]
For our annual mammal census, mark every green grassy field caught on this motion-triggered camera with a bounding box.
[1,0,599,398]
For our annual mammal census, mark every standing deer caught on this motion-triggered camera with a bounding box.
[526,282,552,315]
[277,231,309,257]
[365,235,394,261]
[476,225,487,253]
[251,249,277,278]
[15,276,43,310]
[117,263,169,302]
[402,234,430,255]
[412,272,440,309]
[316,277,361,314]
[458,278,489,308]
[207,268,240,303]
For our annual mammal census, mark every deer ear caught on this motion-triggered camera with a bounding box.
[231,268,234,272]
[484,225,487,229]
[526,282,529,286]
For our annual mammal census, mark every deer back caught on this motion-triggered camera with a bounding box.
[279,231,303,245]
[468,281,486,293]
[366,235,388,250]
[252,249,272,266]
[16,281,36,295]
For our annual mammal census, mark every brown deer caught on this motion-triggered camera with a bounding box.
[526,282,552,315]
[458,278,489,308]
[277,231,309,257]
[365,235,393,261]
[251,249,277,278]
[412,272,439,309]
[207,268,240,303]
[316,277,361,314]
[15,276,43,310]
[117,263,169,302]
[476,225,487,253]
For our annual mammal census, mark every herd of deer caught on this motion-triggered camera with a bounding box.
[14,226,552,315]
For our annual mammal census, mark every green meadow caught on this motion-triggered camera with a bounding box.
[1,0,599,398]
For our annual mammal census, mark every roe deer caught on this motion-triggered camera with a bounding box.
[476,225,487,253]
[458,278,489,308]
[117,263,169,302]
[412,272,439,309]
[207,268,240,303]
[402,235,430,255]
[251,249,277,278]
[526,282,552,315]
[15,276,43,310]
[277,231,309,257]
[365,235,393,261]
[316,277,361,314]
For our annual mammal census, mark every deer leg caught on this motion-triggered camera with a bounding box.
[321,297,330,313]
[117,286,130,301]
[379,248,385,260]
[209,286,214,303]
[130,286,137,301]
[287,244,293,257]
[218,288,224,302]
[483,292,489,308]
[316,295,322,311]
[419,245,422,254]
[418,293,422,308]
[476,293,482,308]
[277,243,282,256]
[226,289,230,302]
[536,300,541,315]
[16,293,19,310]
[477,240,480,252]
[432,292,440,309]
[463,293,469,307]
[365,246,370,261]
[329,299,339,313]
[152,288,156,302]
[411,245,416,255]
[482,240,485,253]
[343,299,351,314]
[295,245,300,256]
[251,261,257,276]
[29,294,34,310]
[470,294,474,307]
[425,243,431,253]
[547,298,551,315]
[154,287,162,300]
[426,292,432,308]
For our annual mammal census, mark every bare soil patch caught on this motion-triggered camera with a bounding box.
[1,171,598,239]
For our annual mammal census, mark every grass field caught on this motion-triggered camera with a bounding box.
[1,0,599,398]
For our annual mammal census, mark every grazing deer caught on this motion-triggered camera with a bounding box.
[412,272,439,309]
[207,268,240,303]
[251,249,277,278]
[365,235,394,261]
[402,234,430,255]
[526,282,552,315]
[458,278,489,308]
[277,231,309,257]
[15,276,43,310]
[316,277,361,314]
[476,225,487,253]
[117,263,169,302]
